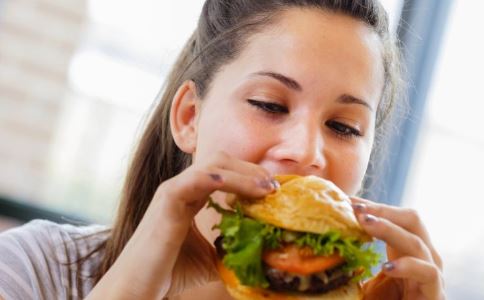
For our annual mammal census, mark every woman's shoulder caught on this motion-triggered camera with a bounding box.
[0,219,110,299]
[0,219,109,260]
[1,218,107,236]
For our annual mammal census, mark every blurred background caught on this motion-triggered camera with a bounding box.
[0,0,482,299]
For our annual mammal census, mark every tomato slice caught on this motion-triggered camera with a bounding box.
[262,244,345,275]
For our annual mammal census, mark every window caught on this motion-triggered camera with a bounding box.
[402,1,484,298]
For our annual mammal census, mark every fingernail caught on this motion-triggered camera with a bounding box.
[258,179,273,190]
[271,179,280,190]
[383,262,395,272]
[209,173,223,182]
[352,203,366,213]
[364,214,378,224]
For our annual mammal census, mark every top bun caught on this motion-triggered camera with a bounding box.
[238,175,370,241]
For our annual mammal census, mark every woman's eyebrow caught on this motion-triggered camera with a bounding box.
[250,71,302,92]
[249,71,372,111]
[337,94,373,112]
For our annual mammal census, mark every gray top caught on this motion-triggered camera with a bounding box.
[0,220,109,300]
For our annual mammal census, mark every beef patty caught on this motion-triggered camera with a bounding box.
[264,264,352,294]
[214,236,353,294]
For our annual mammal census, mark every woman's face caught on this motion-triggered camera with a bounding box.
[194,8,384,193]
[189,8,384,239]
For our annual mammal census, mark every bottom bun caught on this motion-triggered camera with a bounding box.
[217,260,362,300]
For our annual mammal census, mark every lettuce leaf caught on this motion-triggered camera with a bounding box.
[208,199,380,287]
[293,231,380,281]
[208,199,274,287]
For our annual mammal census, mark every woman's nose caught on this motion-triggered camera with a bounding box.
[268,121,326,173]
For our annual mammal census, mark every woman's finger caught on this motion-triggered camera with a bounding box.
[351,197,431,245]
[166,167,275,213]
[204,151,272,182]
[351,197,443,270]
[382,257,445,300]
[204,167,277,198]
[357,213,433,262]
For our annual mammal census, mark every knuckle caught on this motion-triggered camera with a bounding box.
[192,168,207,178]
[191,169,212,188]
[372,204,384,215]
[405,208,422,225]
[427,265,440,281]
[191,179,206,193]
[197,163,217,176]
[167,168,212,196]
[410,236,429,257]
[433,250,444,270]
[412,236,424,251]
[367,216,389,237]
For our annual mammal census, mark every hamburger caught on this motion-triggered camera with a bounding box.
[208,175,380,300]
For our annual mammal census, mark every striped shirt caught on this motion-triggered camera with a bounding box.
[0,220,109,300]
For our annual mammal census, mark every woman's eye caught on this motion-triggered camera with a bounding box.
[247,99,288,114]
[326,120,362,139]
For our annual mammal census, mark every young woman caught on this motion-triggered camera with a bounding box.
[0,0,445,299]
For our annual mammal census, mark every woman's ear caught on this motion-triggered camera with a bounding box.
[170,80,201,154]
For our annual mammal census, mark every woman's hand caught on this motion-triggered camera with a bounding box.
[86,151,276,300]
[351,197,445,300]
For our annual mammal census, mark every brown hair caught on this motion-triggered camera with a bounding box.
[86,0,402,284]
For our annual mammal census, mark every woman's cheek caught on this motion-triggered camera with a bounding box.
[222,115,274,162]
[196,109,271,163]
[327,143,370,195]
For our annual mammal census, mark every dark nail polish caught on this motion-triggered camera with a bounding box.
[352,203,366,213]
[383,262,395,272]
[209,173,222,182]
[364,214,378,223]
[271,179,280,190]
